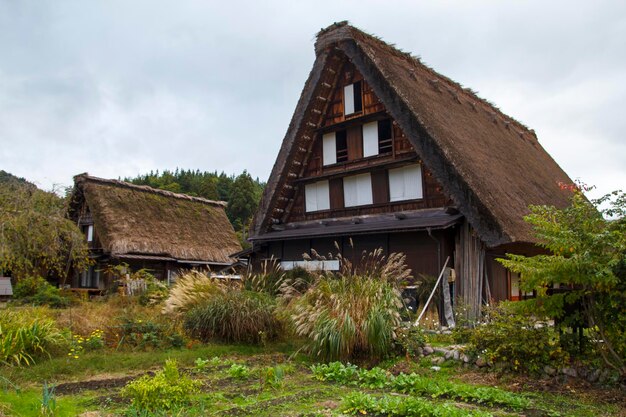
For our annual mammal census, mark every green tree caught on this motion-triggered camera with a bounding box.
[227,171,258,241]
[500,188,626,374]
[0,181,90,283]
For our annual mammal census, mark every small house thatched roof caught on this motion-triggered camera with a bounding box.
[251,22,573,247]
[69,174,241,264]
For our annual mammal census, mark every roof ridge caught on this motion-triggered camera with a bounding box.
[316,23,535,139]
[73,173,227,207]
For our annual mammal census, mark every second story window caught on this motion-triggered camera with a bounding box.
[322,130,348,165]
[388,164,423,202]
[363,119,393,157]
[343,173,373,207]
[343,81,363,116]
[305,180,330,212]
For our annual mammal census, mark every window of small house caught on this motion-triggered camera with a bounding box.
[322,130,348,166]
[305,180,330,212]
[363,119,393,157]
[343,173,373,207]
[388,164,423,202]
[85,224,94,242]
[343,81,363,115]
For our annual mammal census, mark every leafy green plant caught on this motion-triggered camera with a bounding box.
[392,372,530,410]
[120,359,201,412]
[115,316,183,350]
[0,310,65,366]
[183,289,281,344]
[228,364,251,380]
[310,362,358,384]
[467,303,568,374]
[357,366,390,389]
[340,392,493,417]
[194,357,210,371]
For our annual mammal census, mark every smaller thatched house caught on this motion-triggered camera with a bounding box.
[68,174,241,290]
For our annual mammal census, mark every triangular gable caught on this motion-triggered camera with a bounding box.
[252,22,573,247]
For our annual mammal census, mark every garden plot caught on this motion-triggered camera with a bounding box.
[1,349,622,417]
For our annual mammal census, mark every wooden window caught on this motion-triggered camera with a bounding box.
[363,121,378,157]
[322,130,348,166]
[343,81,363,115]
[84,224,94,242]
[343,173,373,207]
[388,164,423,202]
[378,119,393,154]
[363,119,393,157]
[305,180,330,212]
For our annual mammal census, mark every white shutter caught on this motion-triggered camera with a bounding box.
[305,183,318,212]
[344,84,355,115]
[362,121,378,157]
[388,167,405,202]
[388,164,423,202]
[316,180,330,210]
[404,164,423,199]
[322,133,336,166]
[343,176,358,207]
[344,173,372,207]
[356,173,373,205]
[87,225,94,242]
[305,181,330,212]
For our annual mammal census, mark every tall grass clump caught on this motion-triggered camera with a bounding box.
[183,290,281,344]
[0,309,65,366]
[162,270,228,315]
[290,249,409,361]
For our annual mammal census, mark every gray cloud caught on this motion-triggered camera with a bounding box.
[0,0,624,200]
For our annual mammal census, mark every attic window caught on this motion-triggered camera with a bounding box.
[343,173,373,207]
[343,81,363,115]
[388,164,423,202]
[322,130,348,165]
[305,180,330,212]
[362,119,393,157]
[84,224,94,242]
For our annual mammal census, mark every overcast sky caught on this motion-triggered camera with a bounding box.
[1,0,624,200]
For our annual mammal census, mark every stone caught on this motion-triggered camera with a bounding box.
[586,368,601,383]
[430,366,441,371]
[431,356,445,365]
[453,351,461,361]
[461,354,471,364]
[423,346,434,356]
[416,347,424,356]
[444,350,454,360]
[433,347,448,355]
[475,357,487,368]
[543,365,557,377]
[561,367,578,378]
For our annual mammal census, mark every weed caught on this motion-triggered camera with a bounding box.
[310,362,358,384]
[357,366,390,389]
[40,381,56,416]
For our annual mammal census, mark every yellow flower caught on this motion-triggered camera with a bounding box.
[74,355,79,359]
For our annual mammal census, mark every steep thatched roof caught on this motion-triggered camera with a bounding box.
[251,22,573,247]
[69,174,241,264]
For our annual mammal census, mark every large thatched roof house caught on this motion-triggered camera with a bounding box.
[246,22,573,319]
[68,174,241,289]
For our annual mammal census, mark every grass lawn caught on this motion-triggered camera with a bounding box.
[0,344,623,417]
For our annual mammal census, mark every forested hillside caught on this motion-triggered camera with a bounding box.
[125,169,265,247]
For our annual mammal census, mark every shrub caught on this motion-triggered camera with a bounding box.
[121,359,201,411]
[467,303,568,374]
[291,273,402,361]
[13,276,72,308]
[357,366,390,389]
[0,309,66,366]
[114,315,184,350]
[183,290,281,344]
[394,324,426,358]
